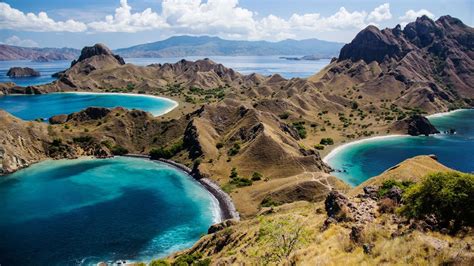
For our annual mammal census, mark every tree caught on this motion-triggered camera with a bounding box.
[400,172,474,230]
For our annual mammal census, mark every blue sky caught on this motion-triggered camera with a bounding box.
[0,0,472,49]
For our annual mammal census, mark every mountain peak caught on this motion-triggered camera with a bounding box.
[72,43,125,67]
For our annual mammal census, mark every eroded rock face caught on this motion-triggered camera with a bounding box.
[325,190,354,222]
[207,219,239,234]
[66,107,111,122]
[7,67,40,78]
[71,43,125,67]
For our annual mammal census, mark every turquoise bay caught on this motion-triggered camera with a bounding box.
[0,157,220,265]
[325,109,474,186]
[0,92,177,120]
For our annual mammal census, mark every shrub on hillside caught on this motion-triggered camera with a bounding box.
[319,138,334,145]
[400,172,474,230]
[111,145,128,155]
[149,139,184,159]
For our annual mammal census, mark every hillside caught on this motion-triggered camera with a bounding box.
[166,156,473,265]
[115,35,343,58]
[0,44,79,61]
[310,15,474,113]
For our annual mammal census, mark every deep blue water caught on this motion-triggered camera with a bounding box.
[0,56,330,87]
[0,92,177,120]
[0,157,219,265]
[325,109,474,186]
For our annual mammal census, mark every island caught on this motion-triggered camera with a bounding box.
[6,67,40,78]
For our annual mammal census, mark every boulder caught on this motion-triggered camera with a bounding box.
[325,190,354,222]
[6,67,40,78]
[49,114,68,124]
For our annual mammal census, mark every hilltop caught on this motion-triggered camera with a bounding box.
[0,44,79,61]
[115,35,343,58]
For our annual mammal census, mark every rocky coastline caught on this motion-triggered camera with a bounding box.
[124,154,239,221]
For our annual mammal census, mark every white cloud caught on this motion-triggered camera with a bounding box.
[0,2,87,32]
[399,9,435,26]
[368,3,392,22]
[3,35,38,47]
[88,0,168,32]
[0,0,398,41]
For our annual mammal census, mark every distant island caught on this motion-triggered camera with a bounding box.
[0,36,343,61]
[279,55,333,61]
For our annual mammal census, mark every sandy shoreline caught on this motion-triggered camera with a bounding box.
[58,91,179,117]
[323,108,471,165]
[123,154,239,222]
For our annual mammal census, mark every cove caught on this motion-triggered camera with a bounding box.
[0,92,178,120]
[325,109,474,186]
[0,156,220,265]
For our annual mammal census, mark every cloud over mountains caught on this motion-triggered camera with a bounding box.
[0,1,434,41]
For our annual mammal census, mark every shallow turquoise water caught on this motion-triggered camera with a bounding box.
[326,109,474,186]
[0,157,219,265]
[0,92,177,120]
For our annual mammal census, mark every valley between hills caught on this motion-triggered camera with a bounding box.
[0,15,473,265]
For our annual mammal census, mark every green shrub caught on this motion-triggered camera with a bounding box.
[228,143,240,156]
[216,142,224,149]
[378,179,414,197]
[261,197,279,207]
[292,121,307,139]
[400,172,474,229]
[252,172,263,181]
[314,144,325,150]
[319,137,334,145]
[230,177,253,187]
[111,145,128,155]
[230,167,238,179]
[150,139,184,159]
[72,136,93,143]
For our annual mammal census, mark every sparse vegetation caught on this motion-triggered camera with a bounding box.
[319,138,334,145]
[150,139,184,159]
[228,143,241,156]
[251,172,263,181]
[292,121,307,139]
[111,145,128,155]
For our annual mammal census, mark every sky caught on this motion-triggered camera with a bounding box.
[0,0,472,49]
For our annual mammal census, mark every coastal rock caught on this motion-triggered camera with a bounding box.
[71,43,125,67]
[49,114,68,124]
[392,114,440,136]
[6,67,40,78]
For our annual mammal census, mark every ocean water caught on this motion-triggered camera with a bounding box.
[0,157,220,265]
[0,56,330,87]
[0,92,177,120]
[0,60,70,86]
[325,109,474,186]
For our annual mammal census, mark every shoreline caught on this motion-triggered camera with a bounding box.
[123,154,239,222]
[2,91,180,117]
[57,91,179,117]
[323,108,471,166]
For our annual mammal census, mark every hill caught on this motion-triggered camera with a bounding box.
[0,45,80,61]
[115,35,343,58]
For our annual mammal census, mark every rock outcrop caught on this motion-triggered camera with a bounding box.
[6,67,40,78]
[71,43,125,66]
[391,114,440,136]
[312,15,474,113]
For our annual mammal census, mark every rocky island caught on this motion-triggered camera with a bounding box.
[6,67,40,78]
